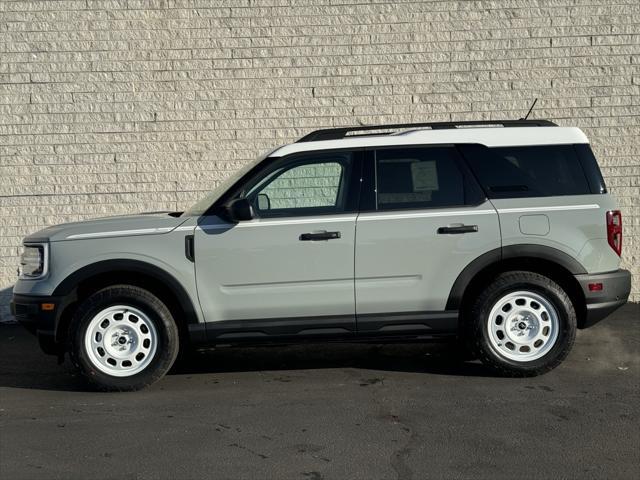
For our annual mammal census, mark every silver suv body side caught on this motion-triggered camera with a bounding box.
[11,125,631,354]
[354,202,500,328]
[194,213,357,328]
[494,194,620,274]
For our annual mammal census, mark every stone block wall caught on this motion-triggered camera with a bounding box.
[1,0,638,320]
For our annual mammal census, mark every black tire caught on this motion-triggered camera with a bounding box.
[68,285,179,391]
[469,271,576,377]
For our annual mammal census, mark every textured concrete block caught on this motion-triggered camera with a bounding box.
[0,0,638,322]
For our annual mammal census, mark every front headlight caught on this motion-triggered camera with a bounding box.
[19,244,48,278]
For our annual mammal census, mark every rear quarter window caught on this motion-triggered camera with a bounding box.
[460,144,593,198]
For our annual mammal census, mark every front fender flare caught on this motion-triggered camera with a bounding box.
[52,258,200,325]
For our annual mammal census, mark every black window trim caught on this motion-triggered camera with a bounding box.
[574,143,607,194]
[206,147,365,220]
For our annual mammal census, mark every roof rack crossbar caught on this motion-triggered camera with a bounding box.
[297,119,557,142]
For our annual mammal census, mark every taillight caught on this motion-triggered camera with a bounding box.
[606,210,622,256]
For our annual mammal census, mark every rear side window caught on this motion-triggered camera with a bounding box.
[461,144,592,198]
[375,146,481,210]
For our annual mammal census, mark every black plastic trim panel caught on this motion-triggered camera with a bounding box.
[446,245,588,310]
[298,120,557,142]
[575,269,631,327]
[502,244,587,274]
[446,248,502,310]
[10,293,70,355]
[357,311,458,335]
[11,294,59,336]
[52,259,200,326]
[202,314,356,343]
[192,311,460,345]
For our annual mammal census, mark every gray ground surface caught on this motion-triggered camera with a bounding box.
[1,303,639,480]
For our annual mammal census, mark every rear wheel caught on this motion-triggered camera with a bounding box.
[470,271,576,376]
[69,285,179,391]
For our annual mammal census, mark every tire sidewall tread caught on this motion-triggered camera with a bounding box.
[470,271,577,377]
[68,285,179,391]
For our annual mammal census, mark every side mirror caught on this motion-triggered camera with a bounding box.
[226,198,254,222]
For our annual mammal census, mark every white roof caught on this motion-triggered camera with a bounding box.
[270,126,588,157]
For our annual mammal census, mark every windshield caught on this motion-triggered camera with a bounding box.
[183,153,269,216]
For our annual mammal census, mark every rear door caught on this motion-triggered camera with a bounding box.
[354,145,501,335]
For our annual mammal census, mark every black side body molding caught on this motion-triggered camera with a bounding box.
[357,311,458,335]
[446,245,588,310]
[202,314,356,343]
[501,244,587,274]
[52,259,200,325]
[189,311,458,346]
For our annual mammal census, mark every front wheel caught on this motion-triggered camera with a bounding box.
[69,285,179,391]
[470,271,576,376]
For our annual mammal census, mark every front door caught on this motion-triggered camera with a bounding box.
[195,150,361,341]
[355,145,501,335]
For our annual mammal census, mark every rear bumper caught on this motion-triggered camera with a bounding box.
[10,293,71,355]
[575,269,631,328]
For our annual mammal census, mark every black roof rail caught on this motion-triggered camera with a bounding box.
[297,119,558,142]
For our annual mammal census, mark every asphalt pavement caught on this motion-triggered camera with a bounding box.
[1,303,639,480]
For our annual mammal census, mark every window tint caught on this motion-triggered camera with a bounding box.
[375,147,467,210]
[462,144,591,198]
[247,152,354,217]
[260,162,343,209]
[574,144,607,194]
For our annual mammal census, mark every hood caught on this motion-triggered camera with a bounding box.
[24,212,190,243]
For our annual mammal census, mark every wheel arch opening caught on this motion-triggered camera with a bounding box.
[452,256,587,329]
[54,262,199,347]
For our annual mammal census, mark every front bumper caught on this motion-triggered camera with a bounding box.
[10,293,70,355]
[575,269,631,328]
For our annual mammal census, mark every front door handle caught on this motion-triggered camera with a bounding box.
[299,231,341,241]
[437,225,478,234]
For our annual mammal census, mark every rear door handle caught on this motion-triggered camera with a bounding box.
[437,225,478,234]
[299,231,341,241]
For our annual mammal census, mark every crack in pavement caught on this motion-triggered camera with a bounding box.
[346,368,419,480]
[228,442,269,459]
[388,413,419,480]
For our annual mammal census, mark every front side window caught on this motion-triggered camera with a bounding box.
[246,152,355,218]
[375,147,470,210]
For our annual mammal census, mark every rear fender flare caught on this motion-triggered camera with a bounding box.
[446,245,587,310]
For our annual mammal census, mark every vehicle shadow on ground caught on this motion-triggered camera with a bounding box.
[171,341,495,378]
[0,325,496,392]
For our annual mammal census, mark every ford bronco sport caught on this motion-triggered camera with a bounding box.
[11,120,631,391]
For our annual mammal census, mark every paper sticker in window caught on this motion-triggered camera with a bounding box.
[411,161,439,192]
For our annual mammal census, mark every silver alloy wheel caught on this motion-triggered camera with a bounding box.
[486,290,560,362]
[84,305,158,377]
